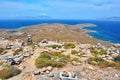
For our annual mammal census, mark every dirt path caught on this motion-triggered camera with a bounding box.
[8,48,44,80]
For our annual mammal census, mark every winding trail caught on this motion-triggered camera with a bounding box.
[8,48,43,80]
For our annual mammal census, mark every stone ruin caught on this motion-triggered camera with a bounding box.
[60,71,78,80]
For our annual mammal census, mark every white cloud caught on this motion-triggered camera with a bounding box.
[40,13,47,16]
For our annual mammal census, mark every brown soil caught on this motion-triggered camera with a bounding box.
[19,24,111,46]
[0,23,112,46]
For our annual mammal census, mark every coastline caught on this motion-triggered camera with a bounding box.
[0,23,112,46]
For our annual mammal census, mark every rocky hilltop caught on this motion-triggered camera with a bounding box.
[0,23,120,80]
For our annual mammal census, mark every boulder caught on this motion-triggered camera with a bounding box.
[34,70,40,75]
[116,50,120,54]
[111,53,118,58]
[62,71,69,77]
[107,56,113,60]
[46,70,50,74]
[88,66,94,70]
[71,72,76,78]
[41,67,47,72]
[48,72,54,77]
[71,61,81,66]
[46,66,52,71]
[115,74,119,77]
[23,53,30,57]
[40,71,44,75]
[78,53,81,56]
[113,43,120,48]
[0,40,9,49]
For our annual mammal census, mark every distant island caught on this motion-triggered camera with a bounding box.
[97,17,120,21]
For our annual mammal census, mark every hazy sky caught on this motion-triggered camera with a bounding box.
[0,0,120,19]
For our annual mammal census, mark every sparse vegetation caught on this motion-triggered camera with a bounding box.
[90,47,98,54]
[61,50,65,53]
[99,49,107,55]
[71,50,78,55]
[90,47,107,55]
[0,66,21,79]
[88,56,120,69]
[88,57,104,65]
[70,57,81,62]
[0,61,4,66]
[114,62,120,70]
[35,51,70,68]
[0,48,4,54]
[13,48,23,56]
[48,45,61,49]
[64,43,75,49]
[27,42,33,45]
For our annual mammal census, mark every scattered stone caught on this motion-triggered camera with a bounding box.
[113,43,120,48]
[40,72,44,75]
[46,66,52,71]
[48,73,54,77]
[71,61,81,66]
[115,74,119,77]
[18,65,25,70]
[27,35,32,43]
[34,70,40,75]
[78,53,81,56]
[23,53,30,57]
[107,56,113,60]
[88,66,94,70]
[46,70,50,74]
[71,72,76,78]
[62,71,69,77]
[111,53,118,58]
[41,67,47,72]
[54,67,58,70]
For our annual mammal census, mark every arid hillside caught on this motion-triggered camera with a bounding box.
[0,23,111,46]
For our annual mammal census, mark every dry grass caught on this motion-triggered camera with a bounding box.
[1,23,111,46]
[19,24,109,44]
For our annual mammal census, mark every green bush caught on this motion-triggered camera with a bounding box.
[35,58,53,68]
[88,56,120,69]
[0,48,4,54]
[71,50,78,55]
[114,62,120,70]
[51,62,65,68]
[13,48,23,56]
[0,61,4,66]
[51,51,70,61]
[90,47,98,54]
[98,61,115,68]
[0,66,21,79]
[39,52,51,59]
[90,47,107,55]
[99,49,107,55]
[51,51,62,59]
[35,51,69,68]
[88,57,115,68]
[48,45,61,49]
[27,42,33,45]
[70,58,81,62]
[61,50,65,53]
[64,43,75,49]
[88,57,104,65]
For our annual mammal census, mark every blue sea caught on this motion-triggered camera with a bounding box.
[0,19,120,43]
